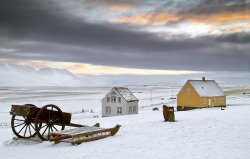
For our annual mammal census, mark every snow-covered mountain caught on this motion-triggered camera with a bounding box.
[0,64,82,86]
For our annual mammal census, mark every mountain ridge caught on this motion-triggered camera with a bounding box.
[0,64,82,86]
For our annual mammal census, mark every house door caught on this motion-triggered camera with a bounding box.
[117,107,122,115]
[209,98,211,107]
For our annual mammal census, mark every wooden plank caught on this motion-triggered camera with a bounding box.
[71,133,113,145]
[49,134,72,141]
[10,105,38,117]
[51,127,106,136]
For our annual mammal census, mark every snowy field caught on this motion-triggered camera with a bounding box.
[0,85,250,159]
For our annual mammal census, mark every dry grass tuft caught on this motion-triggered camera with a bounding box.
[224,89,250,95]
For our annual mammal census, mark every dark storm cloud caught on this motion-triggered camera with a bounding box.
[155,0,250,15]
[176,1,250,22]
[73,0,140,8]
[153,0,250,26]
[0,0,249,72]
[208,33,250,44]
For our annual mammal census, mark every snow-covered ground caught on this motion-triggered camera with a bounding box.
[0,85,250,159]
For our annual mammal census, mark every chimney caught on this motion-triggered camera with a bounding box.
[202,77,205,81]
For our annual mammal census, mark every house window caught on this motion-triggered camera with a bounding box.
[106,106,111,114]
[129,106,132,114]
[107,97,110,103]
[219,98,221,103]
[213,98,216,103]
[187,88,190,94]
[118,97,121,103]
[182,90,184,94]
[111,91,116,95]
[187,83,189,86]
[117,107,122,114]
[193,90,195,94]
[203,98,206,104]
[133,106,136,113]
[111,96,116,103]
[222,98,224,103]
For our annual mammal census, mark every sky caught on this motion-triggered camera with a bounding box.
[0,0,250,80]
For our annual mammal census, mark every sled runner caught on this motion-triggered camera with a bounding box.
[49,124,121,145]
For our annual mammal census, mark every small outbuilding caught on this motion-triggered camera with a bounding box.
[102,87,139,117]
[177,77,226,111]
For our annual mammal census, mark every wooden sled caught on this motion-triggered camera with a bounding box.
[49,125,121,145]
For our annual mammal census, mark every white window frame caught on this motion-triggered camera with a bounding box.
[106,106,111,114]
[193,90,195,94]
[222,98,224,103]
[117,107,122,114]
[118,97,121,103]
[129,106,132,114]
[111,96,116,103]
[133,106,136,113]
[187,88,190,94]
[219,98,221,103]
[213,98,216,103]
[203,98,206,104]
[107,97,110,103]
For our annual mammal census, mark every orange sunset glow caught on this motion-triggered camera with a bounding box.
[1,0,249,82]
[0,59,203,75]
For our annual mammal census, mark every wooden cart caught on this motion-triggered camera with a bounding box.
[10,104,119,143]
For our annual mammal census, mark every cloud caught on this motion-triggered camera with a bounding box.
[65,0,139,16]
[108,0,250,34]
[0,0,249,73]
[207,32,250,44]
[109,13,181,25]
[180,8,250,26]
[108,7,250,27]
[108,5,136,12]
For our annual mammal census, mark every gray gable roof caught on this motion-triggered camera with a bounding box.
[113,87,139,102]
[189,80,225,97]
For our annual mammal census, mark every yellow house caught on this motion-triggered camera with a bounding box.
[177,77,226,111]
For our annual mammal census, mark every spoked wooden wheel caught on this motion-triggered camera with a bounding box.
[34,104,65,141]
[11,115,37,138]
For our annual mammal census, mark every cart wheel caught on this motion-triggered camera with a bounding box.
[34,104,65,141]
[11,115,38,138]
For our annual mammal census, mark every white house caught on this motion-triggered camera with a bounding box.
[102,87,139,117]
